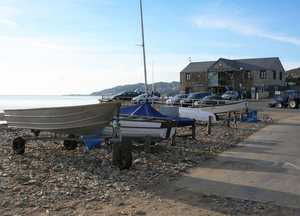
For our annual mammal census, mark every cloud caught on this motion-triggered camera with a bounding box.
[0,5,19,27]
[282,61,300,70]
[0,18,17,27]
[0,36,192,95]
[193,15,300,46]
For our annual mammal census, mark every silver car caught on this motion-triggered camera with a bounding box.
[132,93,160,104]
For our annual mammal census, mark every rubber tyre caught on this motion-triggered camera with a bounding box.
[112,139,132,170]
[31,129,40,137]
[288,100,298,109]
[13,137,26,155]
[63,135,78,150]
[275,103,283,108]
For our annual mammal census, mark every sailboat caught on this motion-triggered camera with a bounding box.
[103,0,194,140]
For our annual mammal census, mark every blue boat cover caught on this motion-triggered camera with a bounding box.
[120,102,194,127]
[81,135,102,151]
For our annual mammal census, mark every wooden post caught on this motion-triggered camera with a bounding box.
[233,112,237,128]
[145,136,151,153]
[192,121,196,139]
[207,116,212,135]
[227,112,231,128]
[170,134,176,146]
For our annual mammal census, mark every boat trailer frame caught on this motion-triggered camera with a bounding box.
[10,118,133,170]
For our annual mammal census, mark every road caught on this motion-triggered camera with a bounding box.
[173,111,300,209]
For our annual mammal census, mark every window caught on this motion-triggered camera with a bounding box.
[273,70,277,80]
[244,71,251,80]
[260,70,266,79]
[186,73,191,81]
[279,72,283,80]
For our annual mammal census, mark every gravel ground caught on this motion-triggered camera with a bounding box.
[1,120,298,215]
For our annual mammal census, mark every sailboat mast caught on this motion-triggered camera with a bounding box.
[139,0,148,96]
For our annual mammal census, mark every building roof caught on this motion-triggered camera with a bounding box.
[181,61,215,73]
[210,58,266,71]
[287,67,300,79]
[181,57,285,73]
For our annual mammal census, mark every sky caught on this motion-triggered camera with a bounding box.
[0,0,300,95]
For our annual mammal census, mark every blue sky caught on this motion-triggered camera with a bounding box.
[0,0,300,95]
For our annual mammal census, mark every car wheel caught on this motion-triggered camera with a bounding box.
[288,100,298,109]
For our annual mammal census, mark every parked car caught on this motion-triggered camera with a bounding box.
[132,93,160,104]
[180,92,211,106]
[194,95,224,106]
[111,91,141,101]
[269,90,300,109]
[166,94,188,105]
[221,91,240,100]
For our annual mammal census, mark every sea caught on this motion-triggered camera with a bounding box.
[0,95,102,112]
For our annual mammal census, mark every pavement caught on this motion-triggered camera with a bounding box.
[173,112,300,209]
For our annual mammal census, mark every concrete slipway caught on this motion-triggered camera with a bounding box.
[174,113,300,209]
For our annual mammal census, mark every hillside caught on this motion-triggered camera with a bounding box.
[91,81,180,96]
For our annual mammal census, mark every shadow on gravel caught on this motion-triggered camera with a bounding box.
[272,122,300,127]
[160,176,300,215]
[242,139,279,147]
[193,156,295,175]
[230,145,300,158]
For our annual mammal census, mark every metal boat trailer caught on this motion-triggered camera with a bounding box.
[11,121,133,170]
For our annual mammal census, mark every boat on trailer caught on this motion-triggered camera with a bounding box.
[192,100,248,114]
[161,100,247,122]
[3,102,135,170]
[4,102,120,136]
[103,102,195,141]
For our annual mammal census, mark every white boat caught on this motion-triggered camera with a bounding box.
[103,116,176,139]
[178,100,247,121]
[178,108,216,122]
[4,102,120,136]
[195,100,248,114]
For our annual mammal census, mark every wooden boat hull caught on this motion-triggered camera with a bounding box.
[4,102,120,136]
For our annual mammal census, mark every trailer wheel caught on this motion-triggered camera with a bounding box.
[113,139,132,170]
[13,137,26,154]
[63,134,78,150]
[275,103,283,108]
[31,129,40,137]
[288,100,298,109]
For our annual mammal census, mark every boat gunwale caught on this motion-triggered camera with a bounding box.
[7,120,110,131]
[6,112,111,126]
[3,102,120,113]
[192,99,248,108]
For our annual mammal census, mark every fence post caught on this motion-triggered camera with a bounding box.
[227,112,231,128]
[207,116,212,135]
[233,112,237,127]
[192,121,196,139]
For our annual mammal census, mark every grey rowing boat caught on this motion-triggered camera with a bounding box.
[4,102,120,136]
